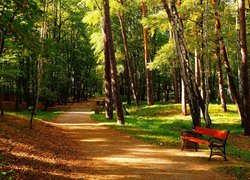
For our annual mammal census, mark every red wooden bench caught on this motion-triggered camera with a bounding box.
[180,126,230,160]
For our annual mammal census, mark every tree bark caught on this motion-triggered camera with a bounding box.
[34,1,47,115]
[173,61,180,103]
[0,33,5,116]
[238,0,250,135]
[195,49,200,85]
[103,0,124,124]
[162,0,211,127]
[199,51,206,101]
[104,26,113,119]
[216,48,227,112]
[204,0,210,123]
[124,60,131,105]
[181,79,187,116]
[117,1,139,106]
[0,27,9,117]
[142,0,154,105]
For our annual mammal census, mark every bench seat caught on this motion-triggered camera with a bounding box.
[180,136,210,146]
[180,126,230,161]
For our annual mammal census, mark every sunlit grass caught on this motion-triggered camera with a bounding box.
[215,165,250,179]
[7,110,64,121]
[92,102,249,162]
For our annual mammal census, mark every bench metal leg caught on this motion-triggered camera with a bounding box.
[181,139,199,151]
[181,139,185,151]
[209,146,227,161]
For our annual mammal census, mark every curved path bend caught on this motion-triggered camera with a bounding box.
[48,99,234,179]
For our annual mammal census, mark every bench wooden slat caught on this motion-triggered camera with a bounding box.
[194,126,228,140]
[180,136,210,146]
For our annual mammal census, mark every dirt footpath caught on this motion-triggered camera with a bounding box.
[45,100,235,180]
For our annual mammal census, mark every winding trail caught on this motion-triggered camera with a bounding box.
[48,98,234,179]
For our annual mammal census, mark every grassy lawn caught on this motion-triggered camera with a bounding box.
[6,109,65,121]
[92,102,250,178]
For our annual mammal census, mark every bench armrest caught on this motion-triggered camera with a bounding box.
[208,137,224,145]
[180,129,196,137]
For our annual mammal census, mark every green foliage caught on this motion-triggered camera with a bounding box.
[143,11,170,35]
[90,32,104,61]
[149,40,175,71]
[83,10,102,26]
[39,87,57,109]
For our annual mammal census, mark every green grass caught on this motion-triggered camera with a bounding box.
[7,109,65,121]
[215,166,250,179]
[92,103,250,163]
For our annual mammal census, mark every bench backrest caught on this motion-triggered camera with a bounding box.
[194,126,229,140]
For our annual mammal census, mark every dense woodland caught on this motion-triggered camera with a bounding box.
[0,0,249,134]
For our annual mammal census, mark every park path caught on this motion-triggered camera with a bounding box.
[48,98,234,179]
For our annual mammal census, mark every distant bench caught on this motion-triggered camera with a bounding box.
[92,100,105,114]
[92,100,130,115]
[180,126,230,161]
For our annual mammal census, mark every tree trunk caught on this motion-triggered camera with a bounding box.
[238,0,250,135]
[103,0,124,124]
[173,61,179,103]
[220,42,243,118]
[216,48,227,112]
[15,75,21,111]
[204,0,211,124]
[117,3,139,106]
[165,83,170,101]
[212,0,244,123]
[195,49,200,85]
[103,32,113,118]
[156,79,161,101]
[142,0,154,105]
[0,70,3,116]
[162,0,211,127]
[199,52,206,102]
[0,31,6,117]
[124,60,131,105]
[181,79,187,116]
[34,0,47,117]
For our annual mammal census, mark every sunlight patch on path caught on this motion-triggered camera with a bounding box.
[96,156,176,165]
[64,111,94,115]
[79,138,107,142]
[50,123,99,126]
